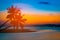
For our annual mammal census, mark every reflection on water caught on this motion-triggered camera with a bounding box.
[0,27,60,40]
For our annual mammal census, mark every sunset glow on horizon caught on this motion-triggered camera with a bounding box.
[0,11,60,25]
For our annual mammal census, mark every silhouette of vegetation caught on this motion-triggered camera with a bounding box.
[33,24,60,27]
[0,20,9,28]
[0,20,10,31]
[0,26,11,31]
[7,6,27,31]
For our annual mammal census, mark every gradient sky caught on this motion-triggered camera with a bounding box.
[0,0,60,12]
[0,0,60,25]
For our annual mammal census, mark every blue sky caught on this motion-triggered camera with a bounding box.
[0,0,60,12]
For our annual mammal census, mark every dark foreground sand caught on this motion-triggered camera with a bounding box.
[0,29,36,33]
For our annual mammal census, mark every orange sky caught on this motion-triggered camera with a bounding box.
[0,12,60,25]
[23,14,60,25]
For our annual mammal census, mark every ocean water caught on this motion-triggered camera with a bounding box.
[35,27,60,31]
[0,27,60,40]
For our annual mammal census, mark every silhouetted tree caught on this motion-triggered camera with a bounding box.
[7,6,27,31]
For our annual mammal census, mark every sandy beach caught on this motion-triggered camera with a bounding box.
[0,30,60,40]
